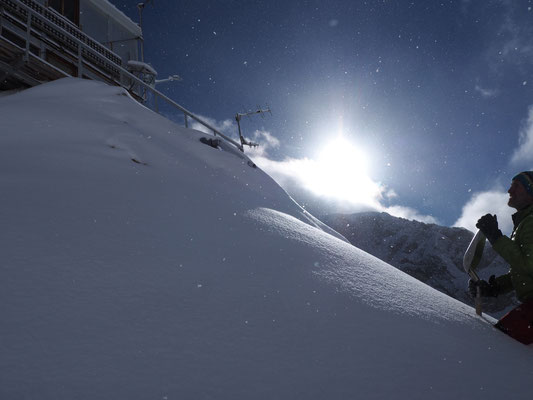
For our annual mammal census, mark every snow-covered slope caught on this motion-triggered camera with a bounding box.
[322,212,518,316]
[2,79,533,400]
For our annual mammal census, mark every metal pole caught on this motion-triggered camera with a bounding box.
[137,3,144,62]
[0,6,4,37]
[77,44,82,77]
[236,115,244,146]
[24,10,31,62]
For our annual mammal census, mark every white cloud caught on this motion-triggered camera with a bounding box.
[251,154,388,217]
[254,130,280,149]
[385,205,439,225]
[385,188,398,199]
[250,137,386,213]
[454,190,514,234]
[474,85,498,98]
[246,130,280,157]
[247,131,438,223]
[190,115,236,137]
[511,105,533,165]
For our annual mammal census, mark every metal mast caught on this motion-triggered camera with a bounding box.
[235,107,271,148]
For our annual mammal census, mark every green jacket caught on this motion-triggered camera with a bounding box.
[493,204,533,302]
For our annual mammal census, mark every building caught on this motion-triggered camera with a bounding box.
[0,0,246,152]
[0,0,144,93]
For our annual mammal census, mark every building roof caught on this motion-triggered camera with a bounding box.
[89,0,142,38]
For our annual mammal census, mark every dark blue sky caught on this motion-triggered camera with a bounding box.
[116,0,533,228]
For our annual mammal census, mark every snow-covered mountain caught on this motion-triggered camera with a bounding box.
[2,78,533,400]
[321,212,518,317]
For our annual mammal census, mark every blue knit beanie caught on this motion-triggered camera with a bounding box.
[513,171,533,196]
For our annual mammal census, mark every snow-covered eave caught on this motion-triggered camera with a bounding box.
[127,60,157,76]
[88,0,142,38]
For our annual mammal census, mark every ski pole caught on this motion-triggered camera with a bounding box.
[468,269,482,316]
[475,286,482,316]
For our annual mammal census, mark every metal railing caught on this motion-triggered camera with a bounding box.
[0,0,244,152]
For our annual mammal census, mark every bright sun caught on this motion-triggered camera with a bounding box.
[304,135,382,206]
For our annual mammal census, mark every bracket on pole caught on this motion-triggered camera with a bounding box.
[235,106,271,148]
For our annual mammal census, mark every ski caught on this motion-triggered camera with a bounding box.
[463,230,486,316]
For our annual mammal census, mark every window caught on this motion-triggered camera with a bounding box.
[48,0,80,26]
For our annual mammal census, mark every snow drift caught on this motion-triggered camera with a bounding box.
[1,78,532,399]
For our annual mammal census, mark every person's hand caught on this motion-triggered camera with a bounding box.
[468,275,499,298]
[476,214,502,244]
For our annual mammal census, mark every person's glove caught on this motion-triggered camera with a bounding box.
[476,214,503,244]
[468,275,499,298]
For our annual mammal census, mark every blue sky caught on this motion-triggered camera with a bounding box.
[116,0,533,231]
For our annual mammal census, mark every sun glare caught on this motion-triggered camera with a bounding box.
[304,136,381,206]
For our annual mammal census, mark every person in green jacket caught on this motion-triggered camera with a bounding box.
[469,171,533,344]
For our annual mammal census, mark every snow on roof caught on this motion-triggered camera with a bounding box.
[127,60,158,76]
[88,0,142,38]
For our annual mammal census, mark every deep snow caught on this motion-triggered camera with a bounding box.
[1,78,533,399]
